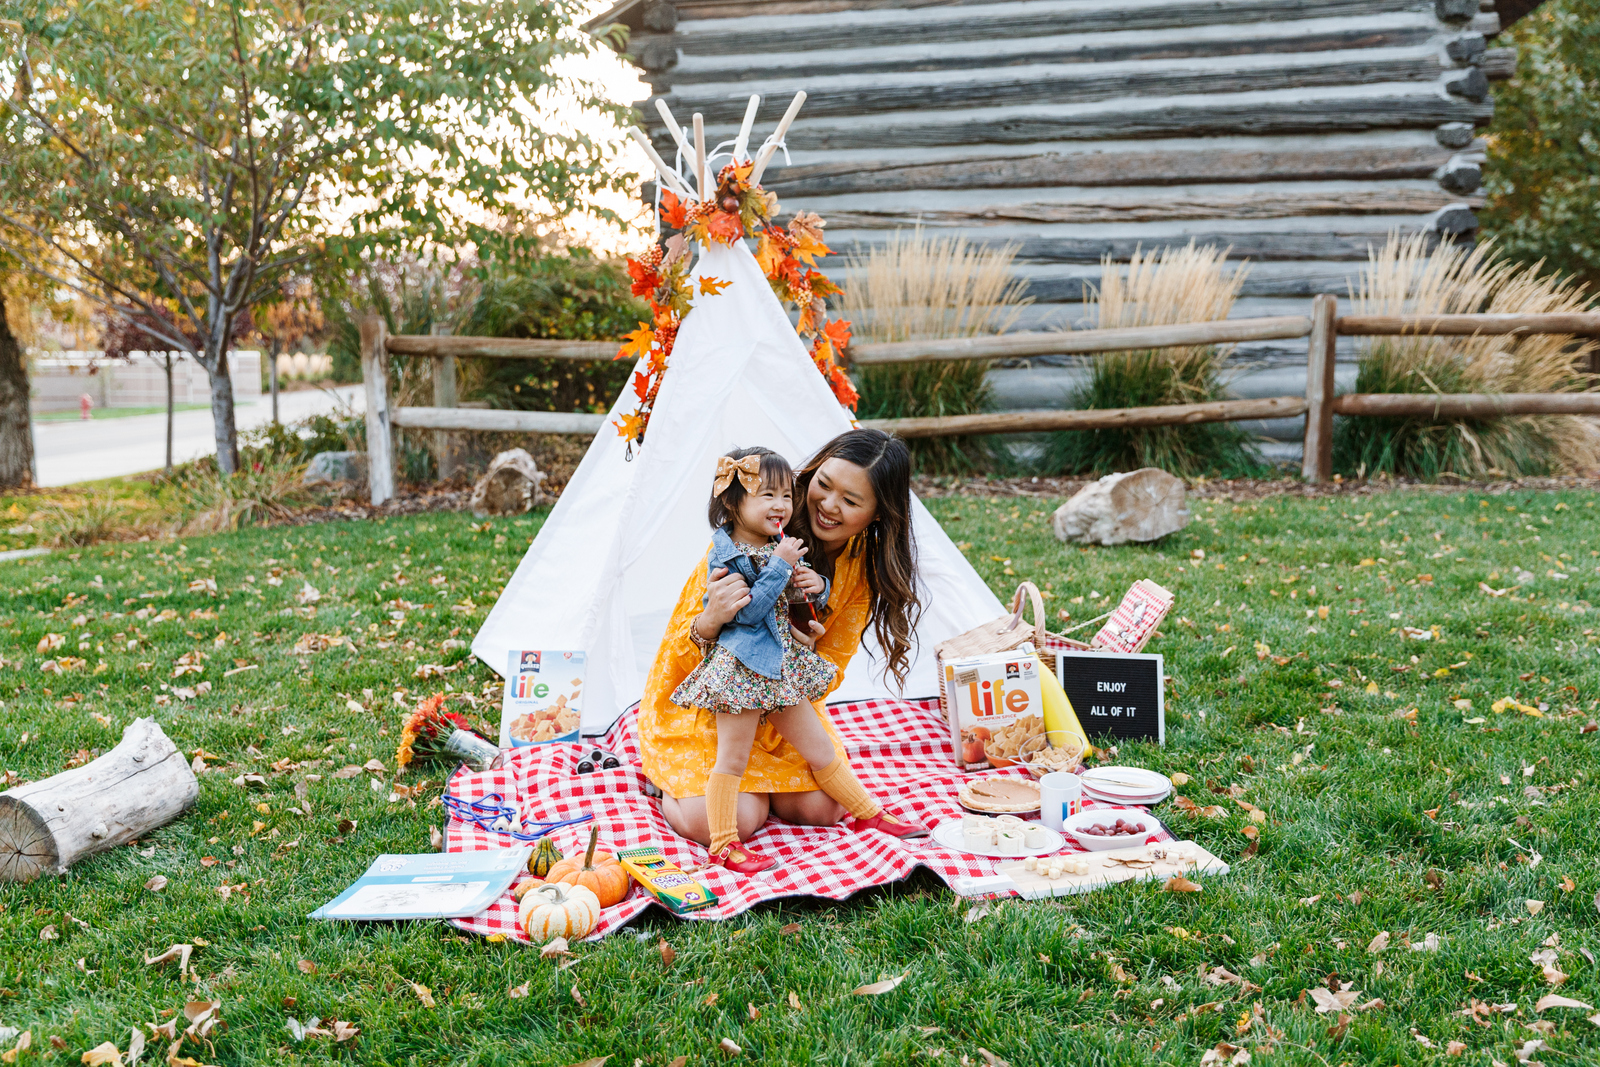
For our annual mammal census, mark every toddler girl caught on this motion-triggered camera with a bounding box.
[673,446,925,872]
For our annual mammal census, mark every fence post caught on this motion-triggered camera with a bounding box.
[1301,293,1338,483]
[360,315,395,505]
[429,325,459,481]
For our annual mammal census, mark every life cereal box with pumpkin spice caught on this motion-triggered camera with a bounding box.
[499,650,585,749]
[944,649,1045,771]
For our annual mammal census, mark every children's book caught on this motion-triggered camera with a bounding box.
[500,649,586,749]
[310,848,531,920]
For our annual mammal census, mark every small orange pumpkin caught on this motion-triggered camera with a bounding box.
[544,825,631,907]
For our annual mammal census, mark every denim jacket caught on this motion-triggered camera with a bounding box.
[702,525,831,679]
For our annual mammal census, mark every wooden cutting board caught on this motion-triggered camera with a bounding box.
[950,840,1229,899]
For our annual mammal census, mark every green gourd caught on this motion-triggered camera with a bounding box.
[530,837,563,877]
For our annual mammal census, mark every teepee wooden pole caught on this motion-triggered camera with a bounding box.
[750,91,806,187]
[692,113,709,201]
[627,127,693,199]
[733,94,761,163]
[654,100,696,183]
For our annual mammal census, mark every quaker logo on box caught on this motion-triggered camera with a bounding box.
[1056,650,1164,746]
[1005,661,1022,679]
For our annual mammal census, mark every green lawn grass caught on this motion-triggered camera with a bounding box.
[2,490,1598,1065]
[34,404,211,423]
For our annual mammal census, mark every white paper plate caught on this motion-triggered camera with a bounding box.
[931,818,1067,858]
[1082,766,1171,793]
[1083,785,1169,806]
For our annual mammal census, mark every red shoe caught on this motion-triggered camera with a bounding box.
[853,811,930,839]
[713,842,779,874]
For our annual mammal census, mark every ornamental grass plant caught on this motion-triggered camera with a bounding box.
[840,228,1031,473]
[1333,233,1600,480]
[1043,242,1266,477]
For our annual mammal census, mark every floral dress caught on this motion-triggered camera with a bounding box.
[669,538,837,716]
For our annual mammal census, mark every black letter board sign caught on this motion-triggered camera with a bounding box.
[1056,650,1164,746]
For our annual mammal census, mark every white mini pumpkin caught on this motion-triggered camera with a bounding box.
[518,881,602,943]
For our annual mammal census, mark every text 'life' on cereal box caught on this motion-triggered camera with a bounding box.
[500,650,585,749]
[944,647,1045,771]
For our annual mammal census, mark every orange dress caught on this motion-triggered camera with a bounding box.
[637,538,873,799]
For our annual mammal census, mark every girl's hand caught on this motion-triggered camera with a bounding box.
[789,619,825,650]
[701,566,751,631]
[792,565,825,597]
[774,536,806,566]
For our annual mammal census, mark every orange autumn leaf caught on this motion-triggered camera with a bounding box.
[632,370,652,402]
[613,411,647,441]
[754,232,782,276]
[706,211,744,244]
[697,275,732,296]
[618,324,655,362]
[659,190,686,230]
[823,318,852,351]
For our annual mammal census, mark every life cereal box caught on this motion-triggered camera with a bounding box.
[499,650,585,749]
[944,648,1045,771]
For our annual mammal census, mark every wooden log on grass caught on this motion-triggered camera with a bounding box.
[861,396,1310,439]
[0,718,197,883]
[1336,313,1600,337]
[849,316,1312,365]
[1331,393,1600,418]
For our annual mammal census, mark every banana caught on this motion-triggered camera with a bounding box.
[1033,652,1091,757]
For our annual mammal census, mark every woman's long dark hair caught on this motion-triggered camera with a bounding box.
[788,429,923,690]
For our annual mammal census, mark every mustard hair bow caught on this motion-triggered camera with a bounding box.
[712,454,764,496]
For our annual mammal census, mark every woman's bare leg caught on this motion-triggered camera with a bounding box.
[769,789,846,827]
[660,791,770,846]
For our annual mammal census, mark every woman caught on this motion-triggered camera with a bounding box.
[636,429,929,871]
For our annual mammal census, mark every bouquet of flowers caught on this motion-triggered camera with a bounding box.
[396,693,499,772]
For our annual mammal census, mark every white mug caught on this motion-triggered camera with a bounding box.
[1039,771,1083,831]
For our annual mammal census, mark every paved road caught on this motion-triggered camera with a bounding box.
[33,384,365,487]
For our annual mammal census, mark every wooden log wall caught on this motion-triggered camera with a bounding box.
[594,0,1517,342]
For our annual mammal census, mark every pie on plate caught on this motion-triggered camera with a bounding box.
[957,776,1042,813]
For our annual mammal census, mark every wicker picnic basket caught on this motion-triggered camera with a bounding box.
[934,581,1090,718]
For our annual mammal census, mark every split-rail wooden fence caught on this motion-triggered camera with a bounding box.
[357,297,1600,506]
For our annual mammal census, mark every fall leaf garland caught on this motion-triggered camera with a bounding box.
[612,161,858,447]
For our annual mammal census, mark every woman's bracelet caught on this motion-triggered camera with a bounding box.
[689,613,716,650]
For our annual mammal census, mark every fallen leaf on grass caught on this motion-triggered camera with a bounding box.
[408,981,435,1008]
[703,993,718,1007]
[1446,1040,1468,1056]
[1326,1012,1352,1040]
[718,1038,741,1056]
[541,937,572,961]
[658,939,675,967]
[298,960,317,975]
[508,982,530,999]
[1366,931,1390,954]
[144,944,193,976]
[778,922,801,936]
[1165,875,1202,893]
[1170,772,1191,786]
[1525,899,1545,916]
[562,1059,608,1067]
[570,984,586,1008]
[127,1029,144,1066]
[1200,1041,1251,1066]
[1535,994,1592,1012]
[788,992,802,1011]
[81,1042,120,1065]
[746,1003,759,1021]
[964,903,990,924]
[1309,987,1359,1014]
[852,973,908,996]
[1411,933,1442,952]
[976,1049,1010,1067]
[145,876,168,892]
[0,1032,29,1064]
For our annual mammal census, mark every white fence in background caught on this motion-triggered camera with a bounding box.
[29,351,262,413]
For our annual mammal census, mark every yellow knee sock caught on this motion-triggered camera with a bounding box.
[812,755,883,820]
[705,771,742,854]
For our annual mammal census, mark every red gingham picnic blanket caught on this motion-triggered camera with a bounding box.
[446,696,1166,942]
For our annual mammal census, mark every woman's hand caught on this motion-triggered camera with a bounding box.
[789,619,825,650]
[792,564,825,598]
[699,566,751,635]
[773,535,806,566]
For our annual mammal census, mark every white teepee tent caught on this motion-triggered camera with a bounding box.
[471,97,1005,734]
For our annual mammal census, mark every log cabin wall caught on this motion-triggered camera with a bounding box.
[594,0,1523,456]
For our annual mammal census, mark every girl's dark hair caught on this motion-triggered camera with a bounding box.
[707,446,794,531]
[788,429,923,690]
